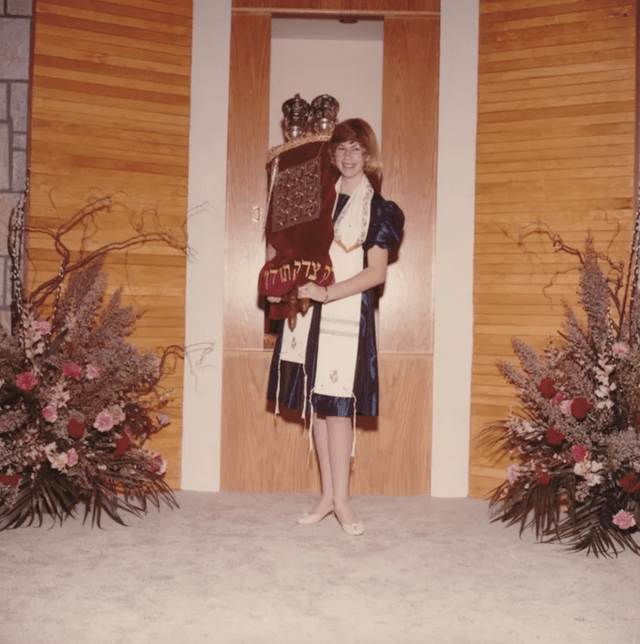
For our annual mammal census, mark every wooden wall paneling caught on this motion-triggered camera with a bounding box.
[34,0,192,39]
[221,351,320,492]
[380,16,439,354]
[469,0,637,498]
[223,12,271,351]
[351,353,432,495]
[220,13,273,489]
[479,1,633,29]
[29,0,192,490]
[232,0,439,15]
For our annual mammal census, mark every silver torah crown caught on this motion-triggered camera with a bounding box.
[282,93,311,141]
[310,94,340,133]
[281,93,339,140]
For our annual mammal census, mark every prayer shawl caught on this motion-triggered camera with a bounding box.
[280,175,374,402]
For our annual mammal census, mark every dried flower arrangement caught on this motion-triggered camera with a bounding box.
[485,216,640,557]
[0,190,184,529]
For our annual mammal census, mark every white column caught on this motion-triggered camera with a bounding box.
[431,0,480,497]
[181,0,232,491]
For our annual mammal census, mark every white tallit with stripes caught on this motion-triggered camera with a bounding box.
[280,175,374,403]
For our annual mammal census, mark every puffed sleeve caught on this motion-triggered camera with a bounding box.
[363,193,405,251]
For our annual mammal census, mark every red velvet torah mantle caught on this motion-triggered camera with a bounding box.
[259,136,339,320]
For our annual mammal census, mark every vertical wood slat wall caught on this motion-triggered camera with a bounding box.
[469,0,638,498]
[28,0,192,490]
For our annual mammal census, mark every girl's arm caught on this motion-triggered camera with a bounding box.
[298,245,388,303]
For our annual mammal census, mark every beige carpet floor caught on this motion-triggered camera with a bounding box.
[0,491,639,644]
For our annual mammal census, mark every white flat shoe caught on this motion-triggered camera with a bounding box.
[296,508,333,525]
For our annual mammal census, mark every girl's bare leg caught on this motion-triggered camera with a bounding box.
[307,414,334,516]
[326,415,360,527]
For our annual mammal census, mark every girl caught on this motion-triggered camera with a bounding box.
[267,118,404,536]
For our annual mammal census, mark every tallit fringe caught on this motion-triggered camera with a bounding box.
[274,354,282,416]
[275,354,311,447]
[302,363,309,433]
[351,394,357,459]
[308,387,316,456]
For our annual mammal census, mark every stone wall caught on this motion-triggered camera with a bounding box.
[0,0,31,330]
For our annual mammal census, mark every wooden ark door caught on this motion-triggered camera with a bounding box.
[221,3,439,495]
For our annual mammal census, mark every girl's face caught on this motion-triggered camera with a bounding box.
[333,141,367,183]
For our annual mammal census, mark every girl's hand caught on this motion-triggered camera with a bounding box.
[298,282,328,303]
[267,296,281,303]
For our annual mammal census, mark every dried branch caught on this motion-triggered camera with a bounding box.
[24,194,186,320]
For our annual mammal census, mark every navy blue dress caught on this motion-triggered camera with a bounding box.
[267,191,404,417]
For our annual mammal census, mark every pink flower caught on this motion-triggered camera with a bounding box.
[612,510,636,530]
[42,406,58,423]
[559,400,572,415]
[149,453,167,475]
[66,448,78,467]
[85,365,100,380]
[571,444,589,463]
[16,372,37,391]
[551,392,565,405]
[612,342,630,357]
[34,320,51,335]
[62,363,82,379]
[94,410,115,432]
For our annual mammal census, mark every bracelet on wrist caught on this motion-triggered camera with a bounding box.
[323,286,329,304]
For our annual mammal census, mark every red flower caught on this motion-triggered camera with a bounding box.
[536,471,550,485]
[546,425,565,446]
[620,473,640,494]
[67,418,86,439]
[571,444,588,463]
[16,371,37,391]
[570,397,592,420]
[114,435,130,457]
[538,378,557,399]
[0,474,20,486]
[62,363,82,379]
